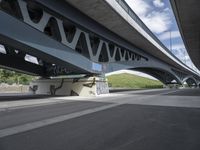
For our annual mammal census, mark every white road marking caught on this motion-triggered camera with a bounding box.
[0,89,182,138]
[0,103,120,138]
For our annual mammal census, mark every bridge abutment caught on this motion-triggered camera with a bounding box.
[29,76,109,96]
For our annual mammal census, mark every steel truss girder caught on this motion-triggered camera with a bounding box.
[32,0,150,59]
[0,10,95,75]
[0,0,149,76]
[15,0,148,63]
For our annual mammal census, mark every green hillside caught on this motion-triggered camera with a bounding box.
[107,73,163,89]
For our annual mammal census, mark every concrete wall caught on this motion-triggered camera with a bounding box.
[29,77,109,96]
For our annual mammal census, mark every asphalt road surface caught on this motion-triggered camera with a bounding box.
[0,88,200,150]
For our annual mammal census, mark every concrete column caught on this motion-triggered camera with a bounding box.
[29,76,109,96]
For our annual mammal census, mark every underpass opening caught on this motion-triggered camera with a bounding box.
[132,67,182,86]
[184,78,198,88]
[106,70,163,90]
[0,68,35,94]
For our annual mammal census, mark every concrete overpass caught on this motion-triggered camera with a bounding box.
[170,0,200,71]
[0,0,199,95]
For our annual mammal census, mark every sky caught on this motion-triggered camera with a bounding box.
[106,70,157,80]
[125,0,200,74]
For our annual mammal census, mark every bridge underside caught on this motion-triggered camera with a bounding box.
[0,0,199,94]
[171,0,200,70]
[133,68,181,85]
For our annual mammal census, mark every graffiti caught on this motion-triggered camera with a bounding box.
[47,66,72,76]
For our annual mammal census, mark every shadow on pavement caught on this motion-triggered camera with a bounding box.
[0,94,68,102]
[109,88,143,93]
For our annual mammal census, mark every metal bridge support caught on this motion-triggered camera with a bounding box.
[182,77,198,88]
[187,82,197,88]
[29,76,109,96]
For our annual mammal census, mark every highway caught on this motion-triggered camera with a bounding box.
[0,88,200,150]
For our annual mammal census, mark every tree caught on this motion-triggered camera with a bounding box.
[0,69,34,85]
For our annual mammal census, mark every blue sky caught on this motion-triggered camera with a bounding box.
[125,0,200,73]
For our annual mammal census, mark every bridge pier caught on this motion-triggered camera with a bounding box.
[164,84,181,89]
[29,76,109,96]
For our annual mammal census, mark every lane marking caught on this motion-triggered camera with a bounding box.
[0,99,75,112]
[0,103,120,138]
[0,89,182,138]
[0,88,174,112]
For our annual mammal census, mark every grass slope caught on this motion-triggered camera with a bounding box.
[107,73,163,89]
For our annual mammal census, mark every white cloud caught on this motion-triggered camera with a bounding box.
[170,44,200,74]
[172,43,185,50]
[153,0,165,8]
[142,10,172,34]
[125,0,172,34]
[171,44,193,67]
[159,30,181,40]
[125,0,151,17]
